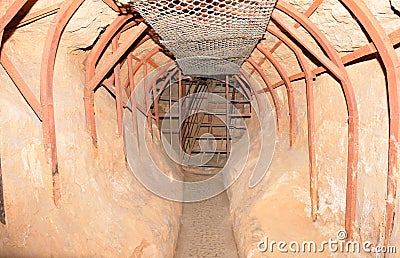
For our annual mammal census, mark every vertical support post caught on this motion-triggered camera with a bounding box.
[127,53,139,149]
[0,155,5,225]
[83,90,97,146]
[257,45,296,146]
[152,80,160,133]
[225,75,230,158]
[207,80,212,124]
[178,70,183,163]
[267,26,319,222]
[112,36,123,136]
[306,76,317,222]
[272,7,359,238]
[246,59,281,130]
[169,75,172,145]
[143,62,152,136]
[41,0,87,206]
[337,0,400,245]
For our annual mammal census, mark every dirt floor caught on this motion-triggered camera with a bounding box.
[175,171,239,258]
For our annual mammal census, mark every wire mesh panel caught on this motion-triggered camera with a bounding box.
[116,0,277,76]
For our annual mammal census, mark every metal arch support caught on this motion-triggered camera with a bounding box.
[246,58,281,130]
[0,53,42,120]
[84,15,134,146]
[152,67,180,102]
[339,0,400,246]
[250,0,323,75]
[232,75,252,101]
[131,52,158,69]
[112,34,124,136]
[0,2,44,121]
[131,47,160,78]
[271,17,343,80]
[274,2,359,239]
[267,26,318,222]
[84,22,147,146]
[127,52,139,147]
[124,46,170,145]
[85,15,133,82]
[239,68,263,119]
[102,0,120,12]
[269,0,323,53]
[40,0,86,206]
[0,0,29,48]
[123,47,161,94]
[271,28,400,90]
[256,45,297,147]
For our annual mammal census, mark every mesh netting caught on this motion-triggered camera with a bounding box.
[117,0,277,76]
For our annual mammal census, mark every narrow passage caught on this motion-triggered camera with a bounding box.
[175,171,239,258]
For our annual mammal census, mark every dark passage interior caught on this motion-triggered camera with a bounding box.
[157,77,252,169]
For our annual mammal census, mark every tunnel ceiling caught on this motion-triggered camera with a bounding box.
[0,0,400,245]
[118,0,278,76]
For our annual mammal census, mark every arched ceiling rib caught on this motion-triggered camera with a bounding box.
[250,0,323,75]
[266,25,317,221]
[338,0,400,246]
[256,45,296,147]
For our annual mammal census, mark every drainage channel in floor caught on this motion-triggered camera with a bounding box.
[175,169,239,258]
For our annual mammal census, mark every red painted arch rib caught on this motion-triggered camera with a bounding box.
[274,2,359,239]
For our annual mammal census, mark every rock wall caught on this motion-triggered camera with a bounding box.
[1,1,399,257]
[227,1,399,256]
[0,1,181,257]
[228,57,392,258]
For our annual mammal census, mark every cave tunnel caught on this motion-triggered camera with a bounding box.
[0,0,400,257]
